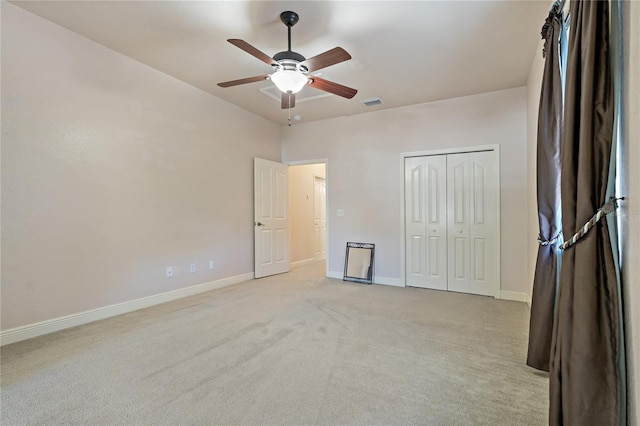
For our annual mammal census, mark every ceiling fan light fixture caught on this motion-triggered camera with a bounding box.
[270,70,308,94]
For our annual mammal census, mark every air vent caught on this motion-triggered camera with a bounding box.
[361,97,383,107]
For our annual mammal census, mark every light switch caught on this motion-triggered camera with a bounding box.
[337,209,345,217]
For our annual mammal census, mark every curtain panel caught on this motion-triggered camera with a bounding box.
[527,2,565,373]
[549,1,621,425]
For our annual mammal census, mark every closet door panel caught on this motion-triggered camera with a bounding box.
[447,153,471,293]
[405,157,427,287]
[425,157,447,290]
[469,151,499,296]
[405,156,447,290]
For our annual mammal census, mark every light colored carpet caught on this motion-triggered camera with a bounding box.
[1,261,548,425]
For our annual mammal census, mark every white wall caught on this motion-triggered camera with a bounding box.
[282,88,529,295]
[0,3,281,330]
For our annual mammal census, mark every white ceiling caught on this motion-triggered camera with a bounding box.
[10,1,550,125]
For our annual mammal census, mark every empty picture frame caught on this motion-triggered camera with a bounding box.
[343,242,375,284]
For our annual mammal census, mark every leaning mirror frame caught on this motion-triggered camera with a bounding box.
[343,242,375,284]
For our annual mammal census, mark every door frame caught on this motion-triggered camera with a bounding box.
[399,145,501,298]
[286,158,330,278]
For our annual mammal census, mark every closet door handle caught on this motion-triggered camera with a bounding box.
[255,222,264,226]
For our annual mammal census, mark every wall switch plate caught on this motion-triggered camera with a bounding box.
[166,266,173,278]
[190,263,196,273]
[208,260,214,270]
[337,209,345,217]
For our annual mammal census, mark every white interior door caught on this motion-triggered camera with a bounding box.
[254,158,290,278]
[405,155,447,290]
[313,176,327,260]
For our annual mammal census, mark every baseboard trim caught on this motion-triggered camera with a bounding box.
[499,290,529,303]
[330,270,528,300]
[0,272,254,346]
[327,271,404,287]
[291,258,317,268]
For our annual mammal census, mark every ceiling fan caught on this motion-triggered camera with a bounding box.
[217,11,357,109]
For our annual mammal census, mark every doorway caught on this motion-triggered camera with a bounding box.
[288,162,327,269]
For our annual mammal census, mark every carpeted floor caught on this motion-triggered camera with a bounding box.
[1,261,548,425]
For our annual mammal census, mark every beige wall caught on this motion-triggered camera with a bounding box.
[0,4,281,330]
[282,87,530,294]
[621,1,639,422]
[525,39,545,304]
[289,164,326,263]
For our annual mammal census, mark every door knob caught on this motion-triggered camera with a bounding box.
[255,222,264,226]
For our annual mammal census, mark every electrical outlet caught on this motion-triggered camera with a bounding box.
[190,263,196,273]
[208,260,214,270]
[166,266,173,278]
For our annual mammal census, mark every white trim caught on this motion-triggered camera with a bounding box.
[498,291,530,304]
[327,271,403,287]
[0,272,253,346]
[374,276,404,287]
[286,158,329,166]
[402,144,500,158]
[327,270,342,280]
[291,258,317,268]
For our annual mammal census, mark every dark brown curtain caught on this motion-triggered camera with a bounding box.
[549,1,620,425]
[527,3,564,373]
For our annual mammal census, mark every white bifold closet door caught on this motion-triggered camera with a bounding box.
[405,155,448,290]
[405,151,498,297]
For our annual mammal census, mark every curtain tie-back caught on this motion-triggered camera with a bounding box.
[538,232,563,246]
[560,197,625,250]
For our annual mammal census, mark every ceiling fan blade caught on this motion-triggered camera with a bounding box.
[308,77,357,99]
[301,47,351,72]
[227,39,277,66]
[281,93,296,109]
[217,75,269,88]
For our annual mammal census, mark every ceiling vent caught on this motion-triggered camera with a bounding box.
[361,97,383,107]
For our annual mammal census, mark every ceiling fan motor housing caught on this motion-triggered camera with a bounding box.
[274,11,306,69]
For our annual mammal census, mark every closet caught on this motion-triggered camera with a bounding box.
[404,150,499,296]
